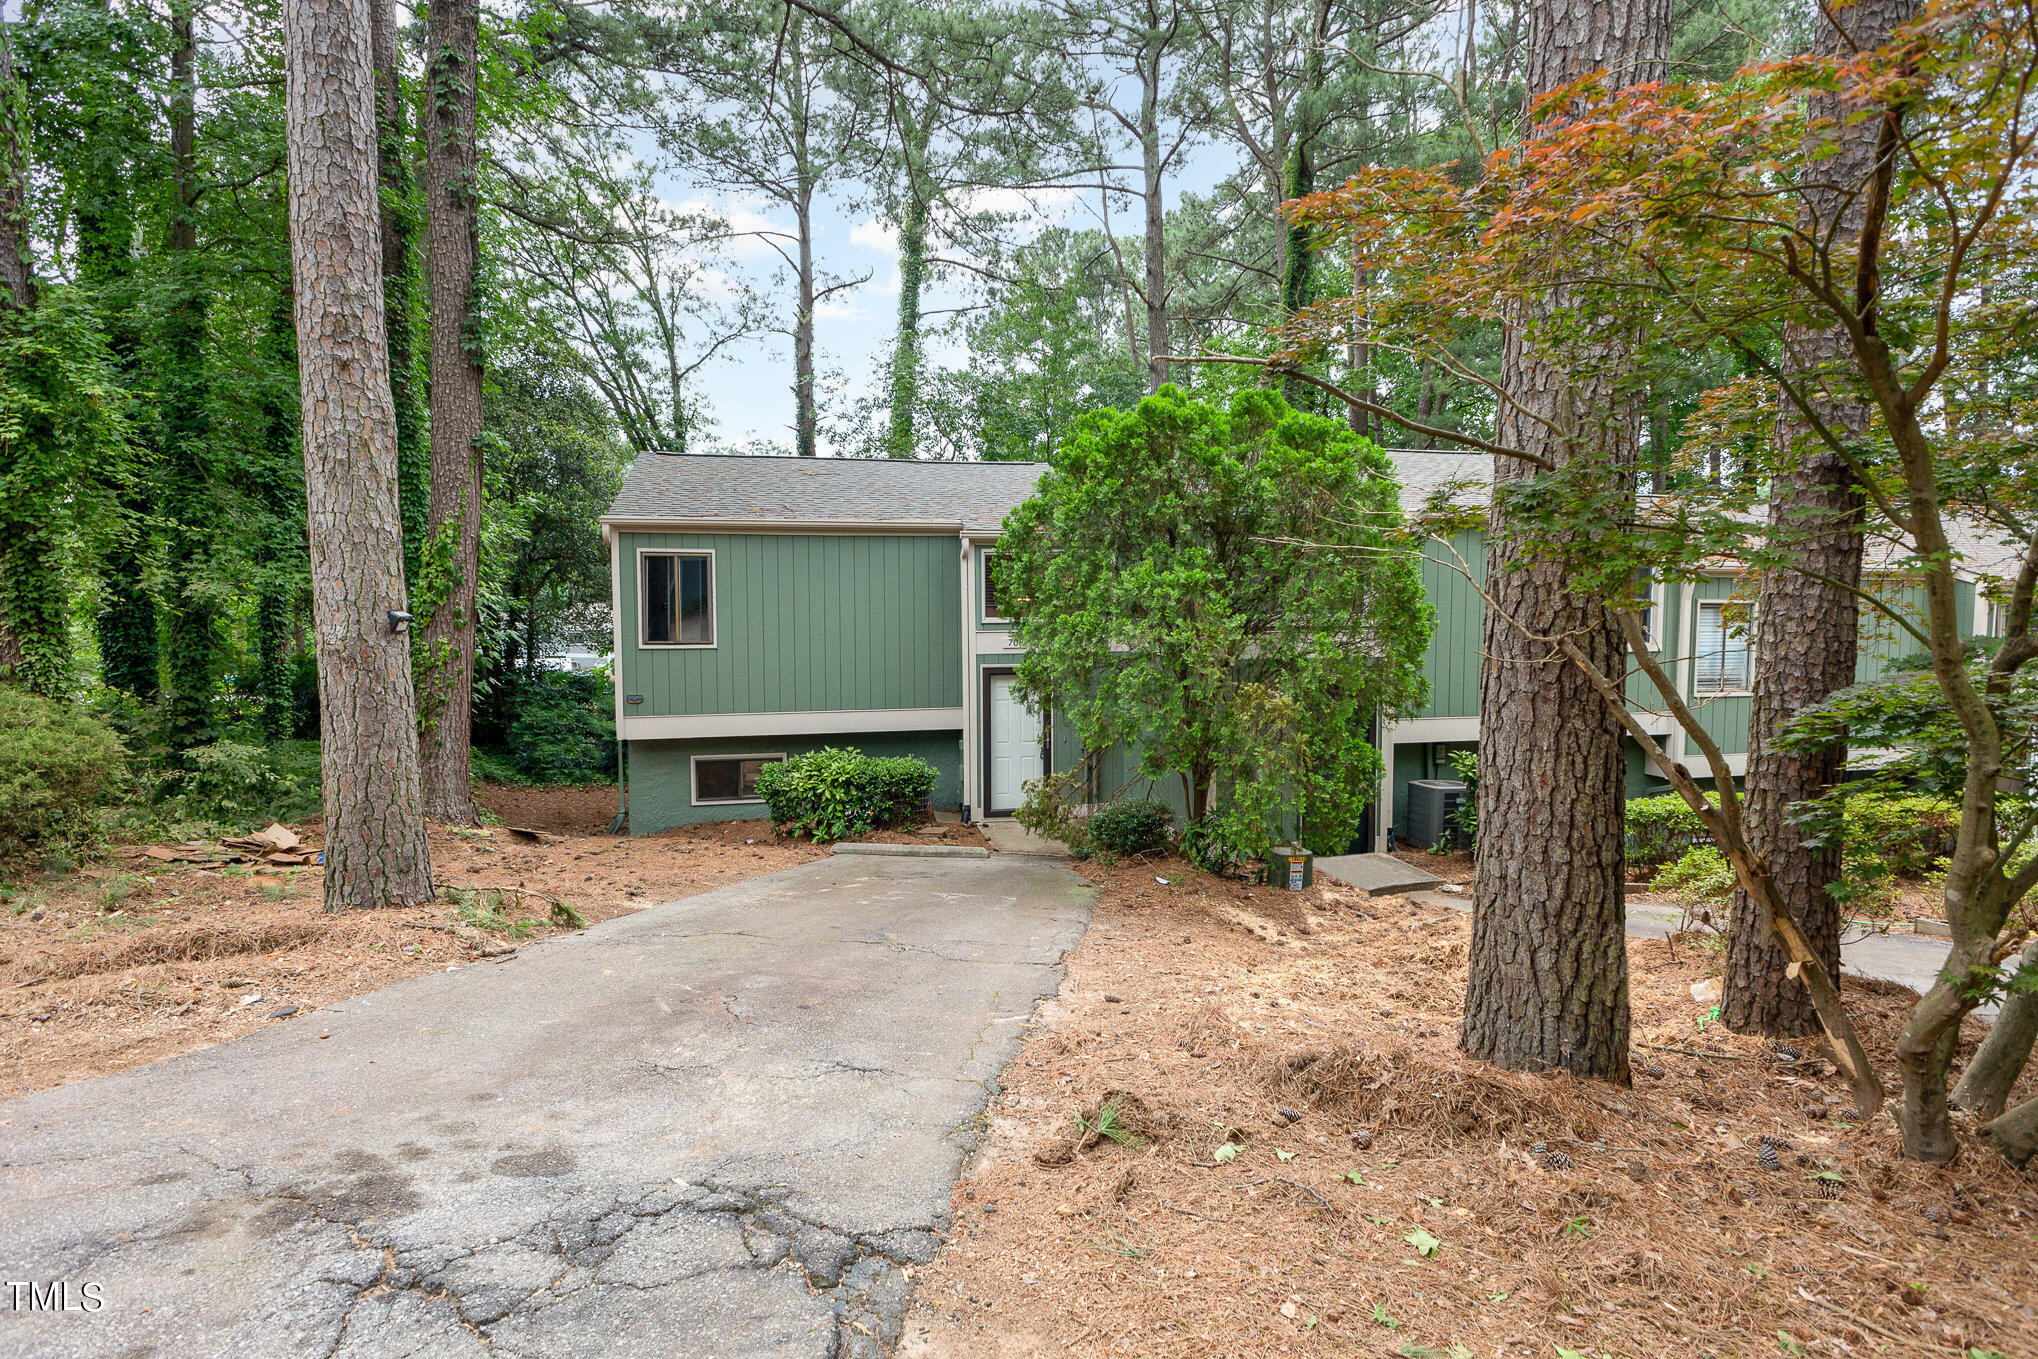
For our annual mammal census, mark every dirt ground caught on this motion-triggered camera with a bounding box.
[903,857,2038,1359]
[0,785,827,1100]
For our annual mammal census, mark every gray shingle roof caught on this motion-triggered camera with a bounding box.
[602,453,1049,534]
[603,450,2020,581]
[604,449,1480,530]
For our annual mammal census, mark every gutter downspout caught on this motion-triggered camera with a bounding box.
[605,523,628,835]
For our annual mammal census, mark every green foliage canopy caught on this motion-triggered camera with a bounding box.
[997,385,1430,865]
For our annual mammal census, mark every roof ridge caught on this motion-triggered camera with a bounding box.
[639,451,1048,468]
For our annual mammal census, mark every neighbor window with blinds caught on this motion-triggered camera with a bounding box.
[1694,600,1751,693]
[642,551,714,646]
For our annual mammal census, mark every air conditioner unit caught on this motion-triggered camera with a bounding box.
[1405,779,1469,851]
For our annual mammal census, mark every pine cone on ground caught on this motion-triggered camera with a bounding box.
[1758,1143,1783,1172]
[1539,1149,1573,1171]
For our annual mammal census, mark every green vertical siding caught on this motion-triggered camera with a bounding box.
[617,532,962,716]
[1418,530,1486,719]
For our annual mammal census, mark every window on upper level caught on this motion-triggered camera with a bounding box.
[981,549,1012,623]
[642,551,714,647]
[1694,599,1751,693]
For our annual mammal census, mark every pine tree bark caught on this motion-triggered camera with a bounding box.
[282,0,434,909]
[1462,0,1670,1084]
[418,0,482,822]
[1724,0,1917,1038]
[372,0,428,574]
[883,117,932,460]
[1139,24,1167,393]
[161,0,220,744]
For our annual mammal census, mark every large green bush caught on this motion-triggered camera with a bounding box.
[753,747,938,840]
[1085,798,1174,855]
[1651,844,1735,905]
[1625,794,1713,868]
[477,669,617,785]
[0,685,127,853]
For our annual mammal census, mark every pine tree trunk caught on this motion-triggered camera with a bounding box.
[794,185,817,457]
[1140,49,1166,393]
[282,0,434,910]
[1724,0,1916,1038]
[418,0,482,823]
[1952,939,2038,1120]
[161,1,219,744]
[372,0,428,575]
[1462,0,1669,1085]
[884,120,932,460]
[1279,0,1329,414]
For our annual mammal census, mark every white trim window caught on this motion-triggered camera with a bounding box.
[691,752,783,805]
[981,549,1012,623]
[1693,600,1751,694]
[642,550,715,647]
[1634,574,1665,651]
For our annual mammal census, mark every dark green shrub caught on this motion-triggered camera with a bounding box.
[1651,844,1735,904]
[1626,793,1713,868]
[1085,798,1174,855]
[0,685,127,853]
[489,669,616,785]
[754,747,938,840]
[1839,792,1955,876]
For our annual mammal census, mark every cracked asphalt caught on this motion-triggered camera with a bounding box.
[0,853,1092,1358]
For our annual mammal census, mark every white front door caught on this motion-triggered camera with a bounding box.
[987,674,1043,813]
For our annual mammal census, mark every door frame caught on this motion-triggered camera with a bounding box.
[980,667,1048,817]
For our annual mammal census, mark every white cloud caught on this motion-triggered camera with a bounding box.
[849,217,898,256]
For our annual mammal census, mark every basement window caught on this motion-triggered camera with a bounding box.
[692,753,783,805]
[642,551,714,647]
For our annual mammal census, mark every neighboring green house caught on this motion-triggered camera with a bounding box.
[602,450,2012,843]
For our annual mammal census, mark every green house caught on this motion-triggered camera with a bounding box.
[603,450,2013,843]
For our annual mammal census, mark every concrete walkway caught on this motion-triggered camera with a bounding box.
[0,855,1093,1359]
[1407,889,1969,1004]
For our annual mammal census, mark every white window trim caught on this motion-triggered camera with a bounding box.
[1692,598,1754,696]
[690,752,784,806]
[1636,575,1666,652]
[979,548,1013,624]
[638,547,717,650]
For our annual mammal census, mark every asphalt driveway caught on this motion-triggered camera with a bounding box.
[0,853,1093,1359]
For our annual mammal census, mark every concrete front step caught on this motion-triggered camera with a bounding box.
[831,842,992,859]
[1314,852,1445,897]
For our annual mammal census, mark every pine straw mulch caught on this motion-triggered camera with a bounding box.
[0,789,824,1101]
[901,858,2038,1359]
